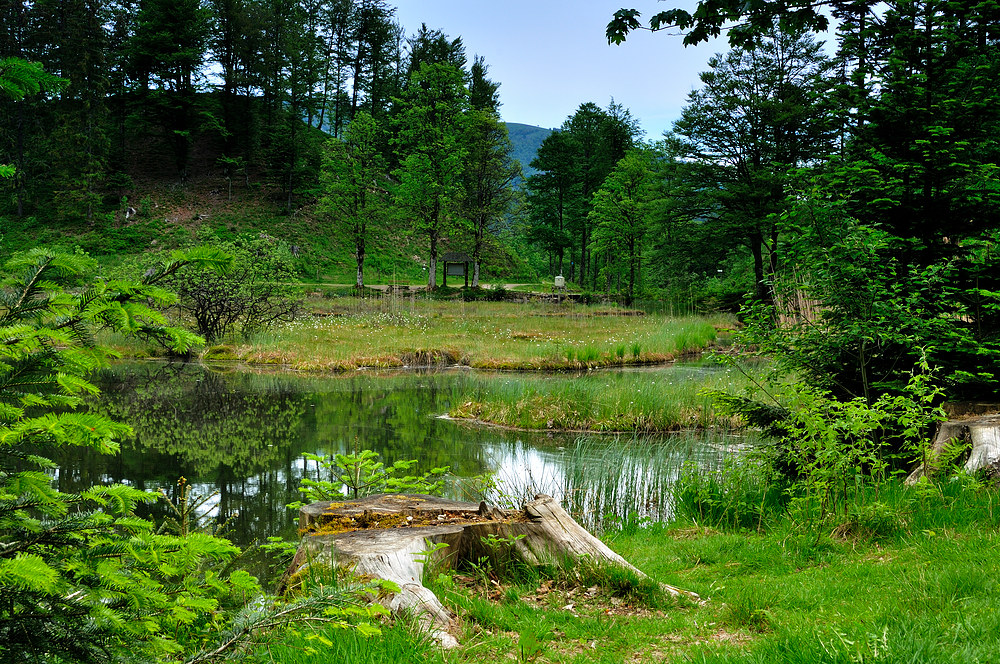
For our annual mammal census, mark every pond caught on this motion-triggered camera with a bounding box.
[51,361,748,550]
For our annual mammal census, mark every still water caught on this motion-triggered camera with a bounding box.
[53,362,741,548]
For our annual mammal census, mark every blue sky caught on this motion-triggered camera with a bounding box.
[393,1,729,138]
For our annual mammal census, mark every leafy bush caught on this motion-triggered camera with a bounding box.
[166,232,302,342]
[462,285,507,302]
[760,198,1000,402]
[709,353,946,529]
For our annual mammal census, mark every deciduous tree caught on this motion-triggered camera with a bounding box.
[671,28,835,302]
[320,111,388,290]
[461,57,518,287]
[392,61,469,289]
[590,149,653,305]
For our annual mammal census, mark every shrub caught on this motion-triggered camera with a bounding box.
[166,232,302,341]
[462,285,507,302]
[289,449,450,507]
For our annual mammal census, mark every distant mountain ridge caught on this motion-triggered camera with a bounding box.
[504,122,554,186]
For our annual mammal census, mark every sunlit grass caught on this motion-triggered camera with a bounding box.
[243,299,725,371]
[448,363,753,432]
[268,477,1000,664]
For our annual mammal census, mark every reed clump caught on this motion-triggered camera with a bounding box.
[449,366,751,432]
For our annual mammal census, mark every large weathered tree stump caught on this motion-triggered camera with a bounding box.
[906,414,1000,485]
[286,493,697,647]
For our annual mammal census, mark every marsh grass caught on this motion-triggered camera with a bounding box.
[465,433,755,532]
[102,298,727,370]
[557,435,740,527]
[449,364,753,432]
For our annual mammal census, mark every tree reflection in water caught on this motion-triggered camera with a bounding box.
[47,362,737,550]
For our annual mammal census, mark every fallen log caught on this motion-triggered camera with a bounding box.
[905,414,1000,485]
[286,493,697,647]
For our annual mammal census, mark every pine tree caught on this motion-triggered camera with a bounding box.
[524,101,641,285]
[127,0,211,175]
[31,0,112,222]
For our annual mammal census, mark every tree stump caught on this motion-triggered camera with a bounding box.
[905,415,1000,485]
[286,493,697,647]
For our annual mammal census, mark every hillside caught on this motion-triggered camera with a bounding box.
[0,97,537,284]
[504,122,554,185]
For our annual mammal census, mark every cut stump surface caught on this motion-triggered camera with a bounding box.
[287,493,697,647]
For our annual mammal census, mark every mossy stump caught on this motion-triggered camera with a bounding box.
[287,493,697,647]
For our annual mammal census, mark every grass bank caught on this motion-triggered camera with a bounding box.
[448,366,751,432]
[258,474,1000,663]
[112,299,729,372]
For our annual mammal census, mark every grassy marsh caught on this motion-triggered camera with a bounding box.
[448,364,752,432]
[112,298,728,372]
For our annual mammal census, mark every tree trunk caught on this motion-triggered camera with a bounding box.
[288,494,697,648]
[428,231,438,289]
[472,215,484,288]
[355,248,365,290]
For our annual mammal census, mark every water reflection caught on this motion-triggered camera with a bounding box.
[50,362,743,548]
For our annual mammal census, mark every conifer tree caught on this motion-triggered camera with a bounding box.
[31,0,111,222]
[0,246,255,663]
[128,0,211,174]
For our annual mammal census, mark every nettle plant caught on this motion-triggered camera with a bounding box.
[718,355,947,525]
